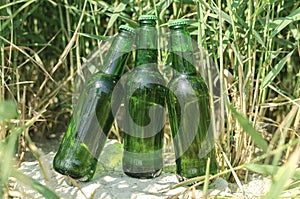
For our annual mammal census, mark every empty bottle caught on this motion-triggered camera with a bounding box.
[53,25,135,181]
[122,15,166,178]
[166,19,217,181]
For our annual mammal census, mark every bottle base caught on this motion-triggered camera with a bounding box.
[124,168,162,179]
[54,167,93,182]
[176,174,188,182]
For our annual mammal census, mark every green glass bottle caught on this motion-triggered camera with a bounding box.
[122,15,166,178]
[53,25,135,181]
[166,19,217,181]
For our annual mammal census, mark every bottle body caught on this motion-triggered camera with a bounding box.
[53,25,134,181]
[122,66,165,178]
[166,20,217,181]
[53,73,120,181]
[167,74,217,181]
[122,15,166,178]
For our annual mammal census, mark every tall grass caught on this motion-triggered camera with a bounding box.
[0,0,299,198]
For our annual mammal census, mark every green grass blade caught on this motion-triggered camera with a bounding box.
[227,103,268,152]
[262,50,294,89]
[270,7,300,38]
[105,2,127,34]
[211,5,232,24]
[0,101,18,121]
[107,13,119,30]
[78,33,108,40]
[245,164,277,176]
[253,29,266,49]
[0,128,18,183]
[113,2,127,13]
[10,170,59,199]
[1,126,34,184]
[0,0,29,10]
[289,23,300,40]
[156,0,173,15]
[245,164,300,180]
[119,15,139,28]
[263,145,300,199]
[202,158,211,197]
[287,180,300,190]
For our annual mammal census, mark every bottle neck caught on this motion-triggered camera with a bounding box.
[135,22,158,67]
[169,26,197,76]
[101,30,134,77]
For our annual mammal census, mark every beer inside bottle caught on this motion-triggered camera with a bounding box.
[122,15,166,178]
[166,19,217,181]
[53,25,135,181]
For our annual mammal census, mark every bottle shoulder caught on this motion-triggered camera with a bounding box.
[126,67,166,85]
[167,74,209,95]
[84,72,119,91]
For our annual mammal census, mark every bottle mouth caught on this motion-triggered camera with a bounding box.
[138,14,157,21]
[168,19,190,28]
[119,25,135,34]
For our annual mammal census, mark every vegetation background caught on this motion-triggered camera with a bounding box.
[0,0,299,198]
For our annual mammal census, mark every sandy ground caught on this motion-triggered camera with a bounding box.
[10,140,276,199]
